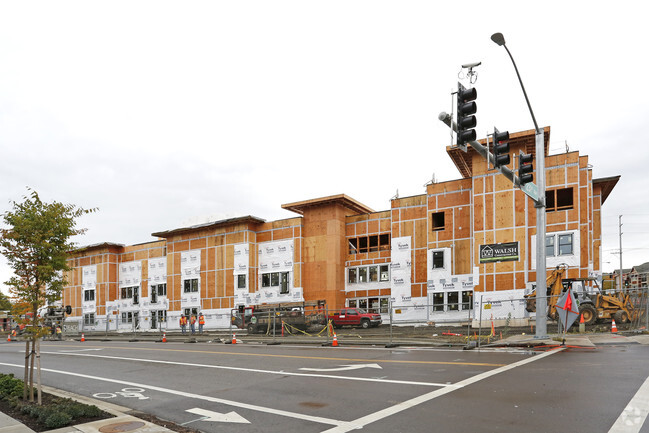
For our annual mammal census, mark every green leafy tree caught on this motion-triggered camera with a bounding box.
[0,290,11,310]
[0,189,95,403]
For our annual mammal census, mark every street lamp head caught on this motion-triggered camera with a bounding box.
[491,32,506,46]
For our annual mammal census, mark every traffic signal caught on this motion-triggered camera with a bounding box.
[493,128,510,168]
[456,82,477,146]
[519,153,534,185]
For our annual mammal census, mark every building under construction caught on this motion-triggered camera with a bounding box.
[62,127,619,331]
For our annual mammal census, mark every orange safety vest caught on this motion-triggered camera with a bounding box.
[198,315,205,325]
[180,317,187,326]
[190,316,196,325]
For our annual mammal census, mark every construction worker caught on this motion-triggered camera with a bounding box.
[190,314,197,334]
[198,312,205,334]
[179,315,187,334]
[56,325,62,340]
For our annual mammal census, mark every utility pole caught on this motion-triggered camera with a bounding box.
[619,215,623,291]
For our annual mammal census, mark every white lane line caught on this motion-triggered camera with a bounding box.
[39,351,457,388]
[320,347,565,433]
[0,361,344,427]
[608,374,649,433]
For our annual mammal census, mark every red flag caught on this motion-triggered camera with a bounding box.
[564,289,573,312]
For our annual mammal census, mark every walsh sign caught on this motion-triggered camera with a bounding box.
[479,242,519,263]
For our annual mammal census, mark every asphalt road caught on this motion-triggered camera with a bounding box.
[1,340,648,433]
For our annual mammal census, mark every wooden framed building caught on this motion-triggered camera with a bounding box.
[63,127,619,330]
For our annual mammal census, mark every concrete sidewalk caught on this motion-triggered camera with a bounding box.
[0,386,175,433]
[494,332,649,348]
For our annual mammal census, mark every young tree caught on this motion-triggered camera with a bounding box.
[0,290,11,310]
[0,189,95,403]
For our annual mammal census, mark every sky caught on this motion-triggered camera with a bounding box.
[1,1,648,294]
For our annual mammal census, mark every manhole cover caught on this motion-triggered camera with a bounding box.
[99,421,146,432]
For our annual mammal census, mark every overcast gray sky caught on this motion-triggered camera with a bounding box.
[2,1,648,294]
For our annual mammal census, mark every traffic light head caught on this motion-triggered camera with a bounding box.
[518,153,534,185]
[456,83,477,146]
[493,128,510,168]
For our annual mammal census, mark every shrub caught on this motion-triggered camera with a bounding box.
[0,373,108,429]
[0,374,24,399]
[44,411,73,429]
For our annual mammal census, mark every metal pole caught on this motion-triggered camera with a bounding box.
[491,32,547,339]
[619,215,624,292]
[389,299,393,346]
[535,130,548,338]
[478,295,483,349]
[272,309,276,342]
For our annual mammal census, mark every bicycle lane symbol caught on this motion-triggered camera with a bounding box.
[93,387,150,400]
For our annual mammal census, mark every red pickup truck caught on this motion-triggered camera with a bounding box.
[329,308,382,329]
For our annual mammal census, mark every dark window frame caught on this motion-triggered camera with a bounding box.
[432,212,445,231]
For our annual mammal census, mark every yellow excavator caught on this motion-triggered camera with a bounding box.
[525,264,639,325]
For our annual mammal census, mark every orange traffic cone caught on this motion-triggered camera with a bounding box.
[162,332,167,343]
[81,333,85,342]
[232,333,237,344]
[611,319,618,333]
[332,333,339,347]
[7,333,11,342]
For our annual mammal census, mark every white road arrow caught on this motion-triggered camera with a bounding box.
[299,363,382,372]
[185,408,250,424]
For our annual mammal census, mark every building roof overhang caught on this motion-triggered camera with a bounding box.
[446,127,551,179]
[151,215,266,238]
[593,175,620,204]
[282,194,374,215]
[71,242,125,254]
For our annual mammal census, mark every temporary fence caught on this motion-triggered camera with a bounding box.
[41,287,648,347]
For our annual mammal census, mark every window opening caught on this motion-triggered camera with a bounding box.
[359,237,368,253]
[369,235,379,252]
[280,272,289,294]
[432,292,444,311]
[558,234,573,255]
[432,212,445,231]
[348,268,357,284]
[462,291,473,310]
[379,234,390,251]
[433,251,445,269]
[546,188,574,212]
[349,238,358,255]
[380,265,389,281]
[358,267,367,283]
[369,266,378,282]
[447,292,459,311]
[183,279,199,293]
[546,236,556,257]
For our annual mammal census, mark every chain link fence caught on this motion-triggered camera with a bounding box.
[43,287,647,346]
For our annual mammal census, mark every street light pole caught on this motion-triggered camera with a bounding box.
[491,32,548,339]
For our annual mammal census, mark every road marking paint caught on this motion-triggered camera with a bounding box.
[320,347,566,433]
[608,374,649,433]
[299,363,382,372]
[0,361,345,427]
[185,407,250,424]
[39,351,457,387]
[40,343,506,367]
